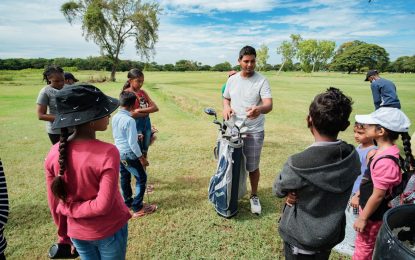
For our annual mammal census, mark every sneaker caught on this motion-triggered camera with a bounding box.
[250,195,262,215]
[132,204,157,218]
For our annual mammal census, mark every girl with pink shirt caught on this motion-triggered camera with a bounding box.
[45,84,131,259]
[352,107,414,260]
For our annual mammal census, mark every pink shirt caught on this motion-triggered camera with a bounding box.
[370,145,401,191]
[45,140,131,241]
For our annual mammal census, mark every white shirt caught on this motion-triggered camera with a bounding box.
[223,72,272,133]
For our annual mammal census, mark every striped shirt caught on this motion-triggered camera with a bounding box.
[0,159,9,254]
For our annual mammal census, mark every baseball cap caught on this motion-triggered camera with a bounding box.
[364,69,378,81]
[355,107,410,133]
[64,72,79,82]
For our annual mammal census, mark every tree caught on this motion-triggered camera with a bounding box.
[389,55,415,73]
[211,62,232,72]
[61,0,160,81]
[330,43,389,73]
[256,44,269,71]
[276,34,302,73]
[297,39,335,73]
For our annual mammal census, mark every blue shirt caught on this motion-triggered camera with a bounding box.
[112,109,142,158]
[370,78,401,110]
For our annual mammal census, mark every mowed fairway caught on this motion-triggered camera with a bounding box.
[0,70,414,259]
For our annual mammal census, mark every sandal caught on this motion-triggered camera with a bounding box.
[132,204,157,218]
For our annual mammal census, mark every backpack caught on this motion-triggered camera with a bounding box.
[373,155,415,207]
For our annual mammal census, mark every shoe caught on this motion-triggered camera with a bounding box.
[250,195,261,215]
[132,204,157,218]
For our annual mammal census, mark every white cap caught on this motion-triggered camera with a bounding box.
[355,107,411,133]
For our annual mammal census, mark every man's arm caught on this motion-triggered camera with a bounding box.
[222,98,234,120]
[370,83,381,109]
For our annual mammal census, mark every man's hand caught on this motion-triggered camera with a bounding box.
[222,106,234,120]
[139,156,149,168]
[285,191,297,207]
[246,105,261,119]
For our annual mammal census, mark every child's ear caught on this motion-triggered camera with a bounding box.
[306,115,312,128]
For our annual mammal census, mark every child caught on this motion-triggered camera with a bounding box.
[45,84,131,259]
[36,65,66,144]
[334,123,376,255]
[273,87,361,260]
[353,107,413,260]
[123,68,159,159]
[112,91,157,218]
[364,70,401,110]
[64,72,79,85]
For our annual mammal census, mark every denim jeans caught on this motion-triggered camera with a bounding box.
[119,152,147,212]
[71,224,128,260]
[135,116,151,154]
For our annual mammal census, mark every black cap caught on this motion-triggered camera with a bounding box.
[64,72,79,82]
[365,70,378,81]
[52,84,119,129]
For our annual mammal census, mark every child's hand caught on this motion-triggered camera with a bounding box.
[137,134,144,141]
[350,194,359,208]
[139,156,149,168]
[354,217,367,232]
[285,191,297,207]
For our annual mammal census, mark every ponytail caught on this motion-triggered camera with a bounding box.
[51,128,69,201]
[401,132,415,172]
[122,81,130,91]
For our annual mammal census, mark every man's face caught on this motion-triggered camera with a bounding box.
[238,55,256,75]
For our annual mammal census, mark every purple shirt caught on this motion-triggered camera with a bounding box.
[352,144,376,193]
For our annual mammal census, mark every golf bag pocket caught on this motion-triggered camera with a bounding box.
[208,138,246,218]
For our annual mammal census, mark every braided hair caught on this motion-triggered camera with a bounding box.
[51,127,69,201]
[43,65,64,85]
[401,132,415,172]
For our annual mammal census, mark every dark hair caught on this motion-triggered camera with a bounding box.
[309,87,353,137]
[354,122,364,130]
[51,128,70,201]
[239,46,256,60]
[376,126,415,172]
[123,68,144,91]
[122,81,130,91]
[43,65,64,84]
[127,68,144,79]
[119,91,137,107]
[401,132,415,171]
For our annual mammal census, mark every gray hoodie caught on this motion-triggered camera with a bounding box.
[273,141,360,251]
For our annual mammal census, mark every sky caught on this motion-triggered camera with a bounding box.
[0,0,415,66]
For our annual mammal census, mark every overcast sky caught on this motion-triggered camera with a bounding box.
[1,0,414,65]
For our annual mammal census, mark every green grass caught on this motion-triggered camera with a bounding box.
[1,70,414,259]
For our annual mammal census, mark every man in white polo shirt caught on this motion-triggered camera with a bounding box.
[222,45,273,215]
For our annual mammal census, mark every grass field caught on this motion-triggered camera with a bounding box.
[0,70,414,259]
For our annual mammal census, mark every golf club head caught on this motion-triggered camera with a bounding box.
[204,107,217,119]
[204,107,217,116]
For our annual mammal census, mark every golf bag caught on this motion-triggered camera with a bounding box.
[208,118,248,218]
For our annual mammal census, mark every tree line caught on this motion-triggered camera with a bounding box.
[0,57,242,72]
[1,47,414,73]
